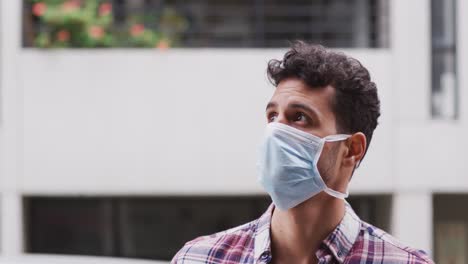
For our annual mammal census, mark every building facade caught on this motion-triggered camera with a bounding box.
[1,0,467,262]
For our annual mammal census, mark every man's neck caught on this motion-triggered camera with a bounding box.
[270,194,345,264]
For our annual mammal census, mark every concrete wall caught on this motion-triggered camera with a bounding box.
[17,49,393,195]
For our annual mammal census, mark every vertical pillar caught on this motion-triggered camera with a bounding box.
[391,0,431,122]
[353,0,370,47]
[392,192,433,257]
[0,0,23,257]
[458,0,468,120]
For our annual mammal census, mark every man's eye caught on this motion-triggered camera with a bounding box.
[268,113,277,122]
[294,112,307,122]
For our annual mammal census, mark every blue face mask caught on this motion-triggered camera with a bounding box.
[257,122,350,211]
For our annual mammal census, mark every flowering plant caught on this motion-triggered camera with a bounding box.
[29,0,187,48]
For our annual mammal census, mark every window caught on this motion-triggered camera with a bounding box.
[433,194,468,263]
[24,196,271,260]
[348,195,392,232]
[431,0,458,118]
[23,0,389,48]
[24,198,116,256]
[24,195,391,260]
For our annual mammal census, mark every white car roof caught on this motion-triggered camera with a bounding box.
[0,254,168,264]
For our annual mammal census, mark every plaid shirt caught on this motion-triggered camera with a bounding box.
[171,202,434,264]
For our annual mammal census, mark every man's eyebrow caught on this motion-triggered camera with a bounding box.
[289,102,320,120]
[266,102,277,111]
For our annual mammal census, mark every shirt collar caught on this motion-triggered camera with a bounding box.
[319,201,361,263]
[253,201,361,263]
[253,204,274,262]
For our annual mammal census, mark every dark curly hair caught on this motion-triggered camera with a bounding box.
[267,41,380,163]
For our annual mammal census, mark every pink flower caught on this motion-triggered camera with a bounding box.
[156,39,170,50]
[130,24,145,37]
[57,30,70,42]
[32,2,47,16]
[99,3,112,16]
[88,25,104,39]
[62,0,80,12]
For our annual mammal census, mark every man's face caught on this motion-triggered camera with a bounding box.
[265,78,346,185]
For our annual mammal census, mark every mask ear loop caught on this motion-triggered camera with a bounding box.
[324,187,349,200]
[323,134,351,142]
[321,134,351,200]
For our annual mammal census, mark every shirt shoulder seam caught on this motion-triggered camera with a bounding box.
[362,224,431,263]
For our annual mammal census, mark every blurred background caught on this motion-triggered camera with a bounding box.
[0,0,466,263]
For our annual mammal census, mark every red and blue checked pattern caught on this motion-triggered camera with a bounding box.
[171,202,434,264]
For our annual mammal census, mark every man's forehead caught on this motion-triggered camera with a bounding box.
[271,79,335,109]
[275,78,309,92]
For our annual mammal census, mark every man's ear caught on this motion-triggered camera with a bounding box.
[343,132,367,168]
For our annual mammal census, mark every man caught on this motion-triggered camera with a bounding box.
[171,42,434,264]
